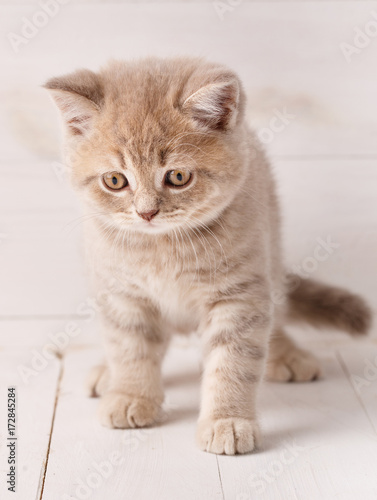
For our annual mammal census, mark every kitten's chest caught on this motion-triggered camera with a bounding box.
[92,227,221,332]
[135,265,203,333]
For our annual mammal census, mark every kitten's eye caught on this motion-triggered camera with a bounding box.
[103,172,128,190]
[165,170,191,187]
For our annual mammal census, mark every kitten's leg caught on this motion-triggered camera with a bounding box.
[266,328,320,382]
[97,300,169,429]
[197,296,272,455]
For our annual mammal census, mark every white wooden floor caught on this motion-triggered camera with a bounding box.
[1,1,377,499]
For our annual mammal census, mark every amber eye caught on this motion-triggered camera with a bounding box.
[103,172,128,191]
[165,170,191,187]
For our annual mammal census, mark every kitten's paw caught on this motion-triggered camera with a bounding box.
[196,417,260,455]
[98,392,161,429]
[266,348,321,382]
[86,364,109,397]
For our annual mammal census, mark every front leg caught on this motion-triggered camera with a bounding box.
[97,297,169,429]
[197,290,272,455]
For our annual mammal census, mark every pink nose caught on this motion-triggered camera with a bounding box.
[137,209,159,222]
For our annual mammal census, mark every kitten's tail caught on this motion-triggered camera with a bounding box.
[287,275,372,335]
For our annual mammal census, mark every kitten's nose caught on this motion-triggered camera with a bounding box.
[137,209,159,222]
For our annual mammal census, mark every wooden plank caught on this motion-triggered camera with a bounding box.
[0,348,61,500]
[218,350,377,500]
[41,343,223,500]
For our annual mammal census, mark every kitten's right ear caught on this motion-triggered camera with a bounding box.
[182,77,241,132]
[43,69,103,136]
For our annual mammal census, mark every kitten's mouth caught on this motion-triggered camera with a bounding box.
[142,221,158,228]
[133,219,172,234]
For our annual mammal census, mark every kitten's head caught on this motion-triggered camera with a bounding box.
[45,58,247,235]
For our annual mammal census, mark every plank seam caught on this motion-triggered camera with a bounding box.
[37,355,65,500]
[336,349,377,436]
[216,455,225,500]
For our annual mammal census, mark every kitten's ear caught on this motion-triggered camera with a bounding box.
[182,78,240,131]
[43,69,103,136]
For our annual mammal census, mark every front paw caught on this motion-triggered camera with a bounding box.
[98,392,161,429]
[196,417,261,455]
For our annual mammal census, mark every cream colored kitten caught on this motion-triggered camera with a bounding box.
[45,57,371,455]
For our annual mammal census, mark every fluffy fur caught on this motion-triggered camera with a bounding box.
[45,57,372,455]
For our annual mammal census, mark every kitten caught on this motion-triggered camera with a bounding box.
[45,57,371,455]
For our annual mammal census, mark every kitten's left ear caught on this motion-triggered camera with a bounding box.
[182,78,240,132]
[43,69,103,136]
